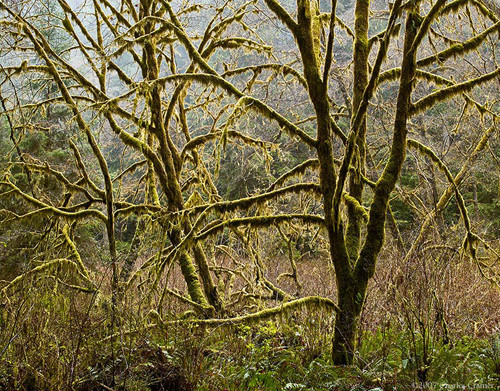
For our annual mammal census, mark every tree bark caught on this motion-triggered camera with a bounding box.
[332,4,419,364]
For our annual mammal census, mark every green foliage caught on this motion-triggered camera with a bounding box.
[18,130,50,155]
[217,145,271,200]
[359,327,500,388]
[390,199,415,229]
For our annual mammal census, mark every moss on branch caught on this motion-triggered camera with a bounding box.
[407,138,472,236]
[1,259,96,299]
[192,183,321,217]
[417,21,500,67]
[62,224,90,278]
[1,180,107,222]
[267,159,320,191]
[222,63,307,88]
[166,296,339,327]
[412,67,500,115]
[196,214,324,241]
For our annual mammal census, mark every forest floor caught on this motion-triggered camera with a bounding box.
[1,245,499,390]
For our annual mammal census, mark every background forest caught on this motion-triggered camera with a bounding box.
[0,0,499,390]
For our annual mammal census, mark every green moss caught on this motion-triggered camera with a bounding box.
[412,67,500,115]
[418,21,500,67]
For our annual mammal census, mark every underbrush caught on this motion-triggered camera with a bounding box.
[0,248,498,390]
[0,289,498,391]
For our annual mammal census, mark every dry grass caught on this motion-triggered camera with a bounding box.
[0,227,498,390]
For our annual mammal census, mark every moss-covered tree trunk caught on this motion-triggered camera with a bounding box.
[329,0,369,364]
[140,3,221,313]
[287,0,418,364]
[332,4,419,364]
[346,0,369,260]
[332,277,362,364]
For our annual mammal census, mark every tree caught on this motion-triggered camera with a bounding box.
[0,0,498,367]
[0,0,76,278]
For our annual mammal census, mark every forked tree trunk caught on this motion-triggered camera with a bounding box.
[140,13,222,313]
[330,4,419,365]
